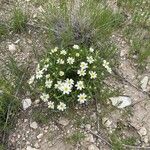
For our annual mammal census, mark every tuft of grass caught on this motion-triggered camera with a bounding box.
[110,129,137,150]
[0,78,20,145]
[42,0,124,47]
[11,8,27,33]
[66,131,85,144]
[0,23,8,39]
[32,108,50,124]
[117,0,150,70]
[32,0,48,6]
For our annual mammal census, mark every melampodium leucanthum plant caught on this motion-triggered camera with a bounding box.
[28,45,112,111]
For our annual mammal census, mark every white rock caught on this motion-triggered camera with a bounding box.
[8,44,16,52]
[37,133,43,139]
[88,144,99,150]
[34,143,40,149]
[22,98,32,110]
[85,124,91,130]
[138,127,147,136]
[141,76,149,91]
[58,118,69,126]
[30,122,38,129]
[143,135,149,143]
[110,96,131,108]
[26,146,38,150]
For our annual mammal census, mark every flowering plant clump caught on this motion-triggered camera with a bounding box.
[28,45,112,111]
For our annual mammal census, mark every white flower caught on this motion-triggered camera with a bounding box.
[89,71,97,79]
[28,75,35,85]
[77,93,87,104]
[87,56,94,64]
[42,64,49,71]
[65,78,74,87]
[48,101,54,109]
[67,57,75,65]
[40,93,49,102]
[36,64,40,70]
[80,62,88,70]
[106,67,112,73]
[46,74,50,79]
[55,81,62,89]
[75,81,84,90]
[45,79,53,88]
[73,44,80,49]
[103,60,112,73]
[89,47,94,52]
[60,50,67,55]
[61,82,72,94]
[51,47,58,53]
[36,70,43,79]
[77,69,86,76]
[75,53,80,57]
[59,71,64,76]
[57,59,64,64]
[103,60,109,67]
[57,102,66,111]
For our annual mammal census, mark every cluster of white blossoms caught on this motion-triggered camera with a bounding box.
[55,79,74,95]
[28,45,112,111]
[102,60,112,73]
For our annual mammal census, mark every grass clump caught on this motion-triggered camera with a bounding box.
[0,78,20,145]
[110,132,136,150]
[66,131,85,144]
[43,0,124,47]
[0,23,8,39]
[117,0,150,70]
[11,8,27,33]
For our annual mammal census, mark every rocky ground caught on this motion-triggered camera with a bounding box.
[1,0,150,150]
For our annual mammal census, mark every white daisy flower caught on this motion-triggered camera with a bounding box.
[60,50,67,55]
[42,64,49,71]
[75,53,80,57]
[45,79,53,88]
[80,62,88,70]
[65,78,74,87]
[57,59,64,64]
[77,93,87,104]
[103,60,112,73]
[89,47,94,52]
[40,93,49,102]
[61,82,72,95]
[73,44,80,49]
[36,70,43,79]
[28,75,35,85]
[89,71,97,79]
[87,56,94,64]
[59,71,64,76]
[46,74,50,79]
[67,57,75,65]
[48,101,54,109]
[54,81,62,89]
[75,81,84,90]
[77,69,86,76]
[57,102,66,111]
[51,47,58,53]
